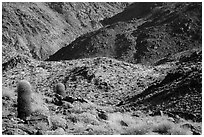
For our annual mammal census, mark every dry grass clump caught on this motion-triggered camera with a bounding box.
[69,102,85,114]
[31,93,49,116]
[2,107,11,117]
[107,112,193,135]
[152,120,174,134]
[121,123,150,135]
[169,126,192,135]
[72,122,113,135]
[77,112,100,125]
[72,122,87,134]
[2,87,16,117]
[32,121,50,131]
[107,112,140,134]
[50,115,67,129]
[66,113,78,123]
[83,124,114,135]
[46,127,66,135]
[151,119,192,135]
[2,87,15,99]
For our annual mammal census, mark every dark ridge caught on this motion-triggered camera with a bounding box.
[118,50,202,122]
[47,2,201,65]
[101,2,162,26]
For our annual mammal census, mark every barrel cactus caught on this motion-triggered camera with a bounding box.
[17,80,32,120]
[55,83,66,97]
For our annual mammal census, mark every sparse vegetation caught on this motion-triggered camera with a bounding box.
[2,87,15,100]
[152,120,174,134]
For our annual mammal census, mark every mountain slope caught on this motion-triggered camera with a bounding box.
[118,48,202,122]
[2,2,127,62]
[2,49,202,134]
[47,2,202,65]
[2,2,202,135]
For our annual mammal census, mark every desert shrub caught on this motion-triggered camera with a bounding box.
[152,120,173,134]
[152,120,192,135]
[108,112,141,134]
[33,121,50,131]
[72,122,86,134]
[84,124,114,135]
[169,126,192,135]
[2,87,15,100]
[50,115,67,130]
[55,83,66,97]
[46,127,66,135]
[66,113,78,123]
[121,123,150,135]
[69,103,84,114]
[31,93,50,116]
[17,80,32,120]
[77,112,100,125]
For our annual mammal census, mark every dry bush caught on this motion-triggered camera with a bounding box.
[2,87,15,99]
[46,127,66,135]
[77,112,100,125]
[70,102,84,114]
[108,112,141,134]
[108,113,193,135]
[121,123,150,135]
[50,115,67,129]
[147,115,193,135]
[31,93,49,116]
[66,113,78,123]
[84,124,114,135]
[72,122,86,134]
[152,120,173,134]
[32,121,50,131]
[169,126,192,135]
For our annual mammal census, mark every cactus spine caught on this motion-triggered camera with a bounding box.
[17,80,32,120]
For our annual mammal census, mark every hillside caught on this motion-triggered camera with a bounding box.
[2,2,127,62]
[2,2,202,135]
[2,49,202,135]
[47,2,202,65]
[118,48,202,122]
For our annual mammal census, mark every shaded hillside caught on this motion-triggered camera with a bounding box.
[101,2,161,25]
[47,2,202,65]
[2,2,127,62]
[118,48,202,122]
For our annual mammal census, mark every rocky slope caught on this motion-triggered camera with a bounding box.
[47,2,201,65]
[2,2,202,135]
[118,48,202,122]
[2,48,202,135]
[2,2,127,62]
